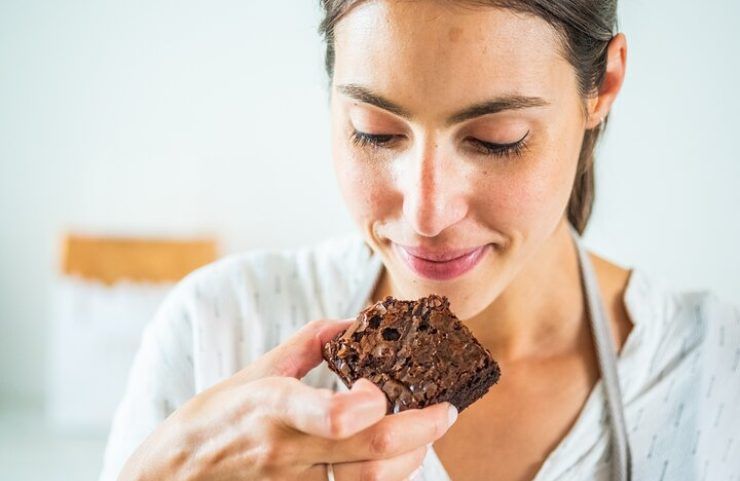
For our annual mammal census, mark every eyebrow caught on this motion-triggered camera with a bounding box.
[337,83,549,126]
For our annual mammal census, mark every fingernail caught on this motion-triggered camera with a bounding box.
[447,404,458,427]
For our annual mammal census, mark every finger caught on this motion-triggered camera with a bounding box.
[233,318,354,384]
[252,376,388,439]
[320,400,456,463]
[333,444,428,481]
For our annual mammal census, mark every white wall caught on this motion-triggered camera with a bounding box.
[1,0,738,405]
[0,0,353,404]
[590,0,740,303]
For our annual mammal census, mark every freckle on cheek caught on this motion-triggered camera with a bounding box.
[448,27,463,42]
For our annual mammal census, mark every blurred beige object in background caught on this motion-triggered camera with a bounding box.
[48,234,218,432]
[62,234,218,284]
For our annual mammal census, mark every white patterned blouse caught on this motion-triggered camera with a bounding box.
[99,232,740,481]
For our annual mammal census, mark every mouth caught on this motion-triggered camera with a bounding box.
[392,243,491,281]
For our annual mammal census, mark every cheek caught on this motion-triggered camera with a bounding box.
[332,137,398,227]
[475,148,578,236]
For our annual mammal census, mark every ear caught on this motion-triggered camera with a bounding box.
[585,33,628,129]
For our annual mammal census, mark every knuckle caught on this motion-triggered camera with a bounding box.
[251,375,276,391]
[369,427,395,457]
[253,433,293,471]
[359,462,384,481]
[271,377,298,404]
[326,396,350,438]
[253,376,289,404]
[254,439,282,469]
[276,375,300,392]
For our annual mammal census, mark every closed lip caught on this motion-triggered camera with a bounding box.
[396,244,487,262]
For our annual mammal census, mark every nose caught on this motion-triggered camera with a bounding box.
[400,139,468,238]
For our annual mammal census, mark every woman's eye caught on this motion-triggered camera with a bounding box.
[350,130,397,149]
[468,131,530,159]
[349,129,530,159]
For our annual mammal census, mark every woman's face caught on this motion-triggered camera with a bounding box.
[331,0,592,319]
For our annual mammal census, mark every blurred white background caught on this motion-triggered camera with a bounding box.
[0,0,738,480]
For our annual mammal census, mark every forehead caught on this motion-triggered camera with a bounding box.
[333,0,575,113]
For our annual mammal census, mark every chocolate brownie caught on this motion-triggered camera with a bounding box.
[322,294,501,414]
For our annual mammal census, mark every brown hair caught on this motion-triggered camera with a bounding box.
[319,0,617,235]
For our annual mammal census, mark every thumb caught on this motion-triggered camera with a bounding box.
[233,318,354,384]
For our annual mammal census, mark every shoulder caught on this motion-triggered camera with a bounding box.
[622,268,739,376]
[611,268,740,422]
[185,231,370,283]
[590,253,633,350]
[166,231,375,320]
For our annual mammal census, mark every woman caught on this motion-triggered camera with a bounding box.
[100,1,739,480]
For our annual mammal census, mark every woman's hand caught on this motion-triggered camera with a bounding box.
[118,318,458,481]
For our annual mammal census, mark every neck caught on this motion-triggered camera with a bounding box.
[465,220,586,362]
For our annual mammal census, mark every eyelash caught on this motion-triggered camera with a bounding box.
[350,131,397,150]
[350,130,530,159]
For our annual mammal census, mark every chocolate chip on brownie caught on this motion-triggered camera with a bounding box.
[322,294,501,414]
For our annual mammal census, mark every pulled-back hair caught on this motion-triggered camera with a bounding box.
[318,0,618,234]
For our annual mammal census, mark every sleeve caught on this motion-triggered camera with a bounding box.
[97,280,197,481]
